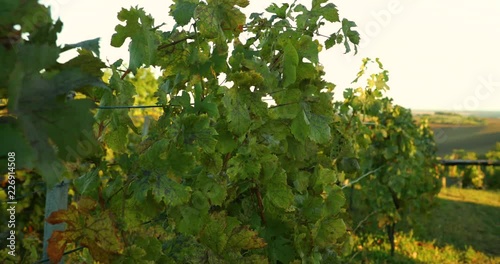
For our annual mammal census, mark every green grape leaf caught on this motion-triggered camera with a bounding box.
[29,19,63,44]
[62,37,101,57]
[136,236,163,262]
[196,175,227,206]
[227,225,267,251]
[194,3,221,39]
[290,170,310,194]
[266,3,289,19]
[318,3,339,22]
[266,236,296,263]
[216,130,238,154]
[302,196,325,222]
[283,41,299,87]
[0,120,34,173]
[195,0,247,41]
[313,166,337,190]
[291,110,310,142]
[313,217,346,247]
[177,206,207,235]
[170,0,199,26]
[18,44,60,74]
[103,120,128,153]
[270,88,301,119]
[191,190,210,210]
[131,170,191,206]
[296,62,318,82]
[199,212,231,254]
[63,49,107,78]
[264,169,293,210]
[11,68,102,186]
[227,152,261,180]
[325,33,337,50]
[111,7,158,72]
[297,35,319,64]
[341,18,360,54]
[200,211,265,255]
[222,89,251,136]
[118,245,147,264]
[74,168,100,197]
[338,157,360,173]
[324,185,346,216]
[172,114,218,153]
[307,113,331,143]
[286,136,308,161]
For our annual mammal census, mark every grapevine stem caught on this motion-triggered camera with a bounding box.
[342,166,384,189]
[157,34,196,51]
[35,246,84,263]
[352,209,380,233]
[120,69,131,80]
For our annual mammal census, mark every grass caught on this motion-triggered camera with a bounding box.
[409,188,500,256]
[344,187,500,263]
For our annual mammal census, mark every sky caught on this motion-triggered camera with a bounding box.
[39,0,500,111]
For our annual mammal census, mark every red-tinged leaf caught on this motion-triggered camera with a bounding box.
[46,210,71,225]
[46,197,124,264]
[47,231,70,263]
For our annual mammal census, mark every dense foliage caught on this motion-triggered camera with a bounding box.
[1,0,441,263]
[441,144,500,189]
[414,112,486,126]
[333,59,441,255]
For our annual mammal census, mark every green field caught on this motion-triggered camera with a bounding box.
[413,112,500,156]
[346,187,500,263]
[431,119,500,156]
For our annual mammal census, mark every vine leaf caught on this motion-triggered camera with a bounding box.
[130,170,192,206]
[111,7,158,72]
[291,110,310,142]
[307,112,331,143]
[195,175,227,206]
[317,3,340,23]
[62,37,101,57]
[283,41,299,87]
[297,35,319,64]
[266,3,289,19]
[200,212,266,255]
[290,109,331,144]
[264,168,294,210]
[341,18,360,54]
[11,68,103,186]
[222,88,251,136]
[313,217,346,248]
[173,114,218,153]
[195,0,248,42]
[46,197,124,264]
[170,0,199,26]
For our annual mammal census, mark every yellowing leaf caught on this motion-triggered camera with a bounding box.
[227,226,267,250]
[46,197,124,264]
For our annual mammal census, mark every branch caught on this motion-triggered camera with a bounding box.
[341,166,384,189]
[157,34,196,51]
[35,246,84,263]
[353,209,380,233]
[120,69,131,80]
[268,101,300,109]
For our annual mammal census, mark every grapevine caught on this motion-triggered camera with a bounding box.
[0,0,440,263]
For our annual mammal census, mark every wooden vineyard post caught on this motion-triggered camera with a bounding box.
[42,179,70,263]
